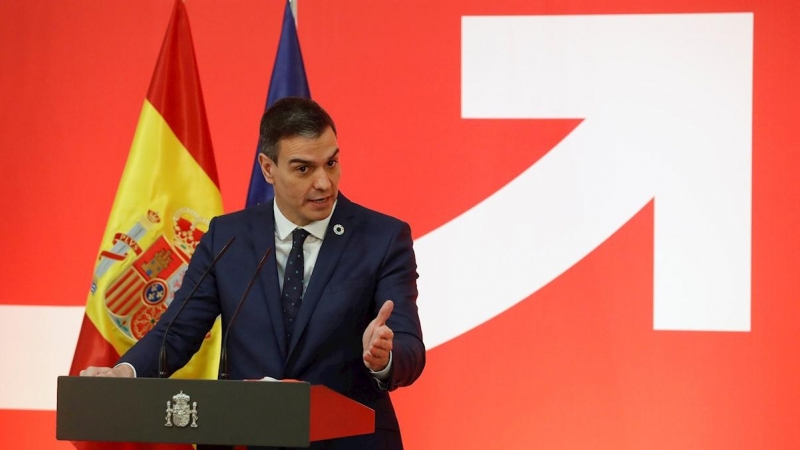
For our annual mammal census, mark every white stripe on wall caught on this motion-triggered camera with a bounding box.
[0,306,84,410]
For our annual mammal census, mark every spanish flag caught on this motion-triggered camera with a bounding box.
[69,1,221,448]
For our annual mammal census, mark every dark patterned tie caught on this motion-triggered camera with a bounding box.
[282,228,310,343]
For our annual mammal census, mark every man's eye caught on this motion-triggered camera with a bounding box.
[327,160,338,167]
[297,166,308,173]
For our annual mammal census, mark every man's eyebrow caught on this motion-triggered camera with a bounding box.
[288,157,313,166]
[287,148,340,166]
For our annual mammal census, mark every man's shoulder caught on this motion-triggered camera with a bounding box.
[341,196,408,230]
[211,203,271,228]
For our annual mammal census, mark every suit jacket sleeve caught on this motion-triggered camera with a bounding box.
[374,221,426,391]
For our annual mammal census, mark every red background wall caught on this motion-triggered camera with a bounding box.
[1,0,798,448]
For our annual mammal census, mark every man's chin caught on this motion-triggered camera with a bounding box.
[305,203,333,220]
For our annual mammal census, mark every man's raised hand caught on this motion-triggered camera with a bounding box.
[362,300,394,372]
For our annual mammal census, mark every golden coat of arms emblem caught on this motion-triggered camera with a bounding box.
[93,208,209,341]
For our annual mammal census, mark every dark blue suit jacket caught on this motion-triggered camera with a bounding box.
[120,194,426,449]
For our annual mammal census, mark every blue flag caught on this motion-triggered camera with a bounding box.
[245,0,311,207]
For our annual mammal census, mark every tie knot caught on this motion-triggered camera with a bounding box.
[292,228,310,247]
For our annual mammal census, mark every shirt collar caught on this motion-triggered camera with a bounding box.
[273,200,337,241]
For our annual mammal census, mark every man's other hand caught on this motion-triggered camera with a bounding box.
[79,365,134,378]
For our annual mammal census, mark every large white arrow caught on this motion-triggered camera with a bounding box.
[417,13,753,349]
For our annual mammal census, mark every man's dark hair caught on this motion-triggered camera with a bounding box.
[258,97,337,164]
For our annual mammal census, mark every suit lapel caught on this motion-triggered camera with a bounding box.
[286,195,355,359]
[250,201,289,360]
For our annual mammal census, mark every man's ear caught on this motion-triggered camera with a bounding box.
[258,153,276,185]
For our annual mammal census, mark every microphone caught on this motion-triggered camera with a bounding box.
[220,246,272,380]
[158,236,235,379]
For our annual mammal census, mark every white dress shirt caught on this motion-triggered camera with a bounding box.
[272,201,333,294]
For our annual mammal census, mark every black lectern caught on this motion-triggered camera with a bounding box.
[56,376,374,447]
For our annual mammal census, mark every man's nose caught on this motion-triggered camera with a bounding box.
[313,170,331,190]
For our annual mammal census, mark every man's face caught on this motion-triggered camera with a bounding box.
[258,127,340,226]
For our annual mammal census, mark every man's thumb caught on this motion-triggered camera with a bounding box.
[376,300,394,325]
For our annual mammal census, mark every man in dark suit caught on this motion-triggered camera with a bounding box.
[81,97,426,449]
